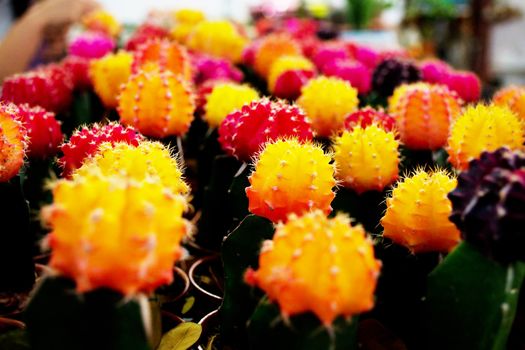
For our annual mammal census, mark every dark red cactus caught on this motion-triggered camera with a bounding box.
[16,104,63,159]
[344,106,396,132]
[448,147,525,263]
[125,23,169,51]
[61,56,92,90]
[372,58,421,97]
[59,122,144,177]
[273,69,314,100]
[218,99,314,162]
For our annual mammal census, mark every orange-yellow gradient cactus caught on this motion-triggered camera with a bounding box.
[43,169,190,295]
[381,169,460,253]
[297,76,359,137]
[446,104,525,170]
[246,138,336,223]
[186,21,247,63]
[90,51,133,108]
[267,55,315,93]
[0,104,26,182]
[118,64,195,138]
[388,82,462,150]
[254,34,302,78]
[493,85,525,122]
[245,210,381,325]
[333,125,399,193]
[204,83,259,128]
[83,10,121,37]
[75,141,190,197]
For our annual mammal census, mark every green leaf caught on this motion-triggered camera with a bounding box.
[181,297,195,315]
[157,323,202,350]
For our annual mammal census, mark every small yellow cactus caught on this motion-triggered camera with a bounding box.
[90,51,133,108]
[0,104,27,182]
[298,76,359,137]
[83,10,121,37]
[245,210,381,325]
[75,141,190,197]
[186,21,247,63]
[204,83,259,128]
[333,125,399,193]
[172,8,206,24]
[446,104,525,170]
[246,138,336,223]
[381,169,460,253]
[44,169,190,295]
[492,85,525,122]
[267,55,315,93]
[118,64,195,138]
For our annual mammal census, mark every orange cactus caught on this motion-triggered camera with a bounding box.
[118,64,195,138]
[246,138,336,223]
[388,82,462,150]
[0,104,26,182]
[254,34,302,78]
[492,85,525,122]
[381,169,460,253]
[245,210,381,325]
[90,51,133,108]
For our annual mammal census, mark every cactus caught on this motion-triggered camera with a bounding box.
[333,124,399,193]
[381,169,460,253]
[68,32,115,60]
[118,64,195,138]
[343,106,396,132]
[170,9,206,44]
[253,34,302,78]
[0,104,27,182]
[419,59,450,84]
[297,76,359,137]
[371,58,421,98]
[204,82,259,128]
[273,69,315,101]
[443,70,481,103]
[16,104,63,159]
[82,9,121,37]
[187,20,247,63]
[245,210,381,325]
[90,51,133,108]
[59,122,144,177]
[246,138,335,223]
[1,65,73,113]
[388,82,462,150]
[493,85,525,122]
[75,141,190,197]
[322,59,371,95]
[267,55,315,97]
[132,38,192,81]
[193,55,243,85]
[61,56,92,90]
[218,99,314,162]
[311,44,350,71]
[42,167,190,295]
[446,104,524,170]
[125,23,169,51]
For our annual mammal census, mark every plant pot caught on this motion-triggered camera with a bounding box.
[189,256,223,303]
[197,309,220,350]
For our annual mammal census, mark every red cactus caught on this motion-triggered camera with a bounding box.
[273,69,314,100]
[443,70,481,103]
[59,122,144,177]
[16,104,63,159]
[125,23,170,51]
[218,99,314,162]
[344,107,396,132]
[61,56,92,90]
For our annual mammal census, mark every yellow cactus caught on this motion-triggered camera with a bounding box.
[43,168,190,295]
[246,138,336,223]
[90,51,133,108]
[333,125,399,193]
[245,210,381,325]
[298,76,359,137]
[446,104,525,170]
[388,82,462,150]
[381,169,460,253]
[492,85,525,122]
[118,63,195,138]
[254,34,302,78]
[186,21,247,63]
[75,141,189,197]
[204,83,259,128]
[83,10,121,37]
[267,55,315,93]
[0,104,26,182]
[172,8,206,24]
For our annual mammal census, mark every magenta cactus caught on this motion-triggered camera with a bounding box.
[322,59,371,95]
[193,55,244,85]
[68,32,115,59]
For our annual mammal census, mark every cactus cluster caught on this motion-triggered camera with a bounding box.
[447,104,524,170]
[381,169,460,253]
[0,104,27,182]
[59,122,144,177]
[448,148,525,263]
[68,32,115,60]
[333,124,399,193]
[90,51,133,108]
[297,76,359,137]
[218,99,313,162]
[493,85,525,121]
[16,104,63,159]
[187,21,247,63]
[204,83,260,128]
[118,64,195,138]
[343,106,395,132]
[246,138,335,223]
[388,82,462,150]
[245,210,381,325]
[253,34,302,78]
[372,58,421,97]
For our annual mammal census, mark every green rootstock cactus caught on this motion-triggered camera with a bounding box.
[426,148,525,349]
